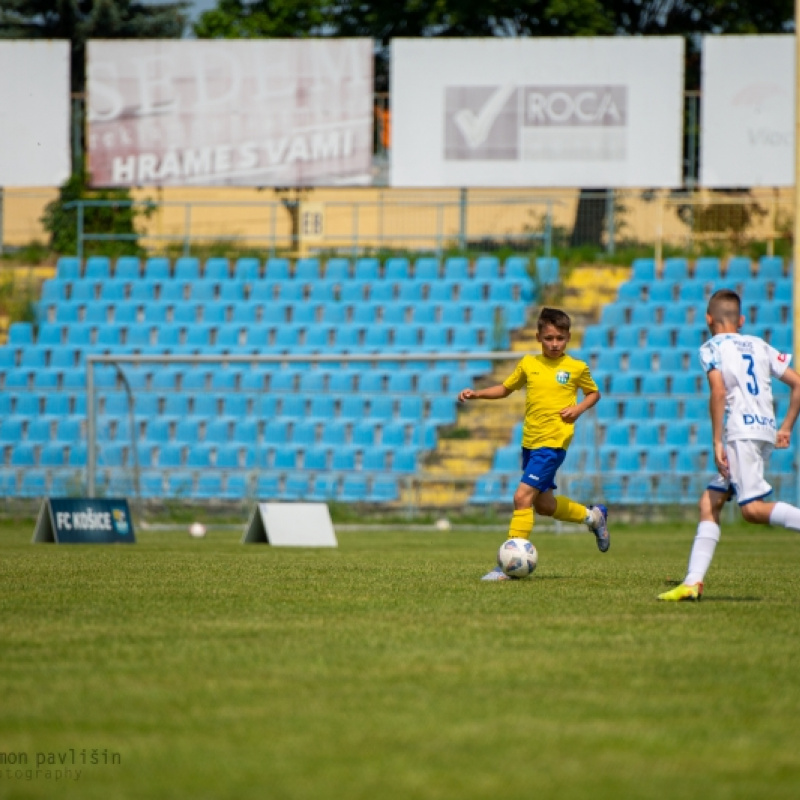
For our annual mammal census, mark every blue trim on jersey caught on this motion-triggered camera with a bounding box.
[519,447,567,492]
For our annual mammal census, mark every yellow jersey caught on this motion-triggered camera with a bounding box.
[502,353,599,450]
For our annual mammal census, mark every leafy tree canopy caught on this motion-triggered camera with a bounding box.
[0,0,189,91]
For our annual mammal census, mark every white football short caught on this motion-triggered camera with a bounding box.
[707,438,774,506]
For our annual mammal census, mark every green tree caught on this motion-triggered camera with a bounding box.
[0,0,189,93]
[194,0,328,38]
[41,169,155,257]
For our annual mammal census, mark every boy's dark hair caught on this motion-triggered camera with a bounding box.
[537,307,571,332]
[707,289,741,324]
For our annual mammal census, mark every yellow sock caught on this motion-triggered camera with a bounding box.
[508,508,534,539]
[553,495,590,525]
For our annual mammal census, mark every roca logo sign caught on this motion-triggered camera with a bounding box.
[523,86,627,127]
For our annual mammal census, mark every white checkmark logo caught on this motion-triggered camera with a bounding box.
[454,85,516,149]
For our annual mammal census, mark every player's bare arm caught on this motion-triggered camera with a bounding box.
[559,389,601,423]
[457,384,512,403]
[707,368,728,477]
[776,366,800,448]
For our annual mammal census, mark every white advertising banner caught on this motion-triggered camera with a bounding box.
[0,41,70,187]
[87,39,373,187]
[700,35,794,187]
[391,38,685,188]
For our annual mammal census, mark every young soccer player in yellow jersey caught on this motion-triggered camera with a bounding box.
[458,307,610,581]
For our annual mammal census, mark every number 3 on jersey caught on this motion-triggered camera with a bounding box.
[742,353,759,395]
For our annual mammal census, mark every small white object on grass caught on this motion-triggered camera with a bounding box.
[189,522,207,538]
[435,518,452,531]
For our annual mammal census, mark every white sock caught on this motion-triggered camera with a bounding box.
[769,502,800,531]
[685,521,721,586]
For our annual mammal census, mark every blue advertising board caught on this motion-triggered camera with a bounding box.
[32,498,136,544]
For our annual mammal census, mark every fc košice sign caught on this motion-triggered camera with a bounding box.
[33,498,136,544]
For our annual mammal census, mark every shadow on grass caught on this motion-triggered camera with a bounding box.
[702,596,763,603]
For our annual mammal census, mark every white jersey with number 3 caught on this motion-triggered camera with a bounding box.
[698,333,791,444]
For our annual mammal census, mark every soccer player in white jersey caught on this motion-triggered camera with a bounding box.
[659,288,800,601]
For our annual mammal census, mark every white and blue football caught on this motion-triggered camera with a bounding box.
[497,538,539,578]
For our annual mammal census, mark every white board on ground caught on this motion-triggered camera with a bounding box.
[242,503,338,547]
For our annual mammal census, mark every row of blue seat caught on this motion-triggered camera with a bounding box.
[0,413,439,446]
[618,278,790,305]
[5,441,421,472]
[630,255,787,283]
[0,366,467,398]
[54,254,539,284]
[585,322,791,351]
[36,300,524,329]
[41,279,533,309]
[14,321,508,349]
[471,471,797,506]
[0,467,403,503]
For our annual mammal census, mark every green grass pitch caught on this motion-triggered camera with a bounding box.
[2,518,800,799]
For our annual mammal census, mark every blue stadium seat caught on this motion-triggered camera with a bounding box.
[630,304,660,326]
[329,447,356,471]
[397,283,424,304]
[145,257,171,281]
[771,328,791,351]
[354,257,379,281]
[8,322,34,346]
[368,477,399,502]
[19,469,48,497]
[504,256,530,281]
[308,475,338,502]
[392,447,417,473]
[381,304,410,326]
[646,328,672,349]
[443,257,469,281]
[474,256,500,281]
[414,257,440,281]
[662,257,689,282]
[40,280,68,307]
[633,422,661,447]
[295,258,320,282]
[339,475,368,502]
[325,258,351,281]
[675,325,705,349]
[616,281,646,302]
[265,258,290,281]
[631,258,656,282]
[600,304,627,327]
[536,257,560,285]
[115,256,141,281]
[725,256,752,282]
[409,304,436,326]
[758,255,784,281]
[234,257,260,282]
[459,283,486,304]
[664,420,694,448]
[421,328,448,352]
[194,473,223,499]
[204,257,230,281]
[174,256,200,282]
[384,257,410,281]
[84,256,110,281]
[56,256,82,281]
[469,473,506,504]
[693,257,721,281]
[427,282,458,304]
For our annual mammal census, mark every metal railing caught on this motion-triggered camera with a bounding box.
[62,195,556,260]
